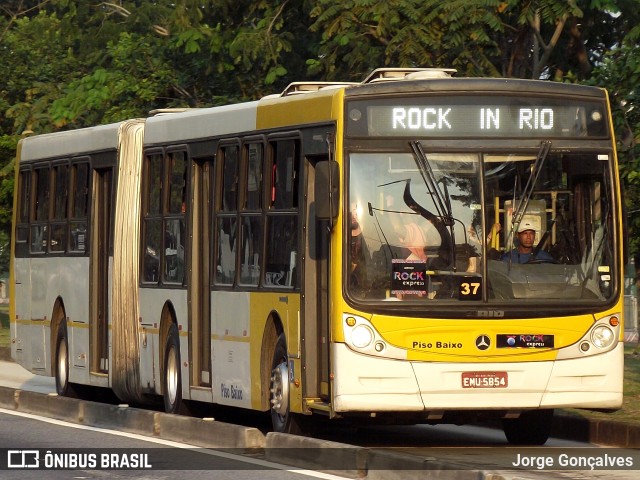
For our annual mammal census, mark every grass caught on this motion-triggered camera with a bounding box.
[0,304,637,425]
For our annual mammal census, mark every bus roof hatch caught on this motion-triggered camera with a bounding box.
[362,67,456,83]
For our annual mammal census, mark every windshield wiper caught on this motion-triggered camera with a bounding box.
[408,141,456,270]
[409,141,455,227]
[510,140,551,235]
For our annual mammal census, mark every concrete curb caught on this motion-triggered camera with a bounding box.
[82,401,158,437]
[364,449,477,480]
[17,390,82,424]
[264,433,503,480]
[549,412,640,447]
[0,346,11,362]
[156,412,265,448]
[0,386,17,409]
[265,432,368,477]
[0,386,266,450]
[264,433,512,480]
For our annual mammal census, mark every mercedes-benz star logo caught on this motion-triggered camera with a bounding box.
[476,335,490,350]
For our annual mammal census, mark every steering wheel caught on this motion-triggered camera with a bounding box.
[526,258,557,264]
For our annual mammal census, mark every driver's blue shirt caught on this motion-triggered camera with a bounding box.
[501,249,554,264]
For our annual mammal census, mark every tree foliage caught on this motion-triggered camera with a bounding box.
[1,0,640,270]
[588,43,640,256]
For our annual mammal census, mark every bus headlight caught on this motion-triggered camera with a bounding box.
[351,325,374,348]
[555,313,621,360]
[591,325,615,349]
[342,313,407,360]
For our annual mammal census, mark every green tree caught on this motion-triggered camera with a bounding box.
[588,43,640,257]
[307,0,629,81]
[37,1,322,125]
[1,11,81,134]
[0,135,16,274]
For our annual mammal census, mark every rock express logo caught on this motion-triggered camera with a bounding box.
[497,334,554,348]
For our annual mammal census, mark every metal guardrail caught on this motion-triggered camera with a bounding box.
[624,295,639,343]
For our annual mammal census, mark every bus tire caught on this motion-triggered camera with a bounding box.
[54,322,73,397]
[502,409,554,445]
[163,323,182,414]
[269,333,302,434]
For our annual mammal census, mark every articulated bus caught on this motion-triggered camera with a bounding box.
[10,68,624,445]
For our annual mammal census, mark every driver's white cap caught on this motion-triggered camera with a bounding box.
[517,221,536,233]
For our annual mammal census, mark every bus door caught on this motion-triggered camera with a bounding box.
[90,167,112,374]
[305,154,332,403]
[188,157,212,389]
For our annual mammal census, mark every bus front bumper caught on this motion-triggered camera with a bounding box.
[331,342,624,413]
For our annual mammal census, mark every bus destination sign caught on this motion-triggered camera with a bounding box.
[346,97,607,138]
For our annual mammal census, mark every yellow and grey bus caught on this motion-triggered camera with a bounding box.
[10,68,624,445]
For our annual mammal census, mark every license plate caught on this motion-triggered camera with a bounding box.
[462,371,508,388]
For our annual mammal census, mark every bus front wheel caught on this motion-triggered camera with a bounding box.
[503,409,554,445]
[163,323,182,414]
[269,333,302,434]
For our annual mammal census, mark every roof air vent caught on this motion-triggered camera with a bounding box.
[278,82,359,97]
[362,68,456,83]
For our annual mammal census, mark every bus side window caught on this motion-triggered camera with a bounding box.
[215,144,239,285]
[15,169,30,249]
[50,163,69,253]
[70,162,90,253]
[265,139,299,288]
[270,140,298,209]
[142,153,163,283]
[239,143,263,286]
[144,220,161,282]
[30,166,50,254]
[163,218,184,283]
[163,151,187,285]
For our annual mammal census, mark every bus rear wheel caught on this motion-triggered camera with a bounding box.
[55,322,72,397]
[503,409,554,445]
[269,333,301,434]
[163,323,182,414]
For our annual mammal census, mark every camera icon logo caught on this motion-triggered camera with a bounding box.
[7,450,40,469]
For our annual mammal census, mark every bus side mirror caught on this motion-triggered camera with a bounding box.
[315,160,339,222]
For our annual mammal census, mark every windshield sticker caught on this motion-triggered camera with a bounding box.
[391,259,426,295]
[458,276,482,300]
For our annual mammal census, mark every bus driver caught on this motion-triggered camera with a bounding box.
[501,220,554,264]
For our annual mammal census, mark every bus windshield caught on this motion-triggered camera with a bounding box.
[347,146,616,306]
